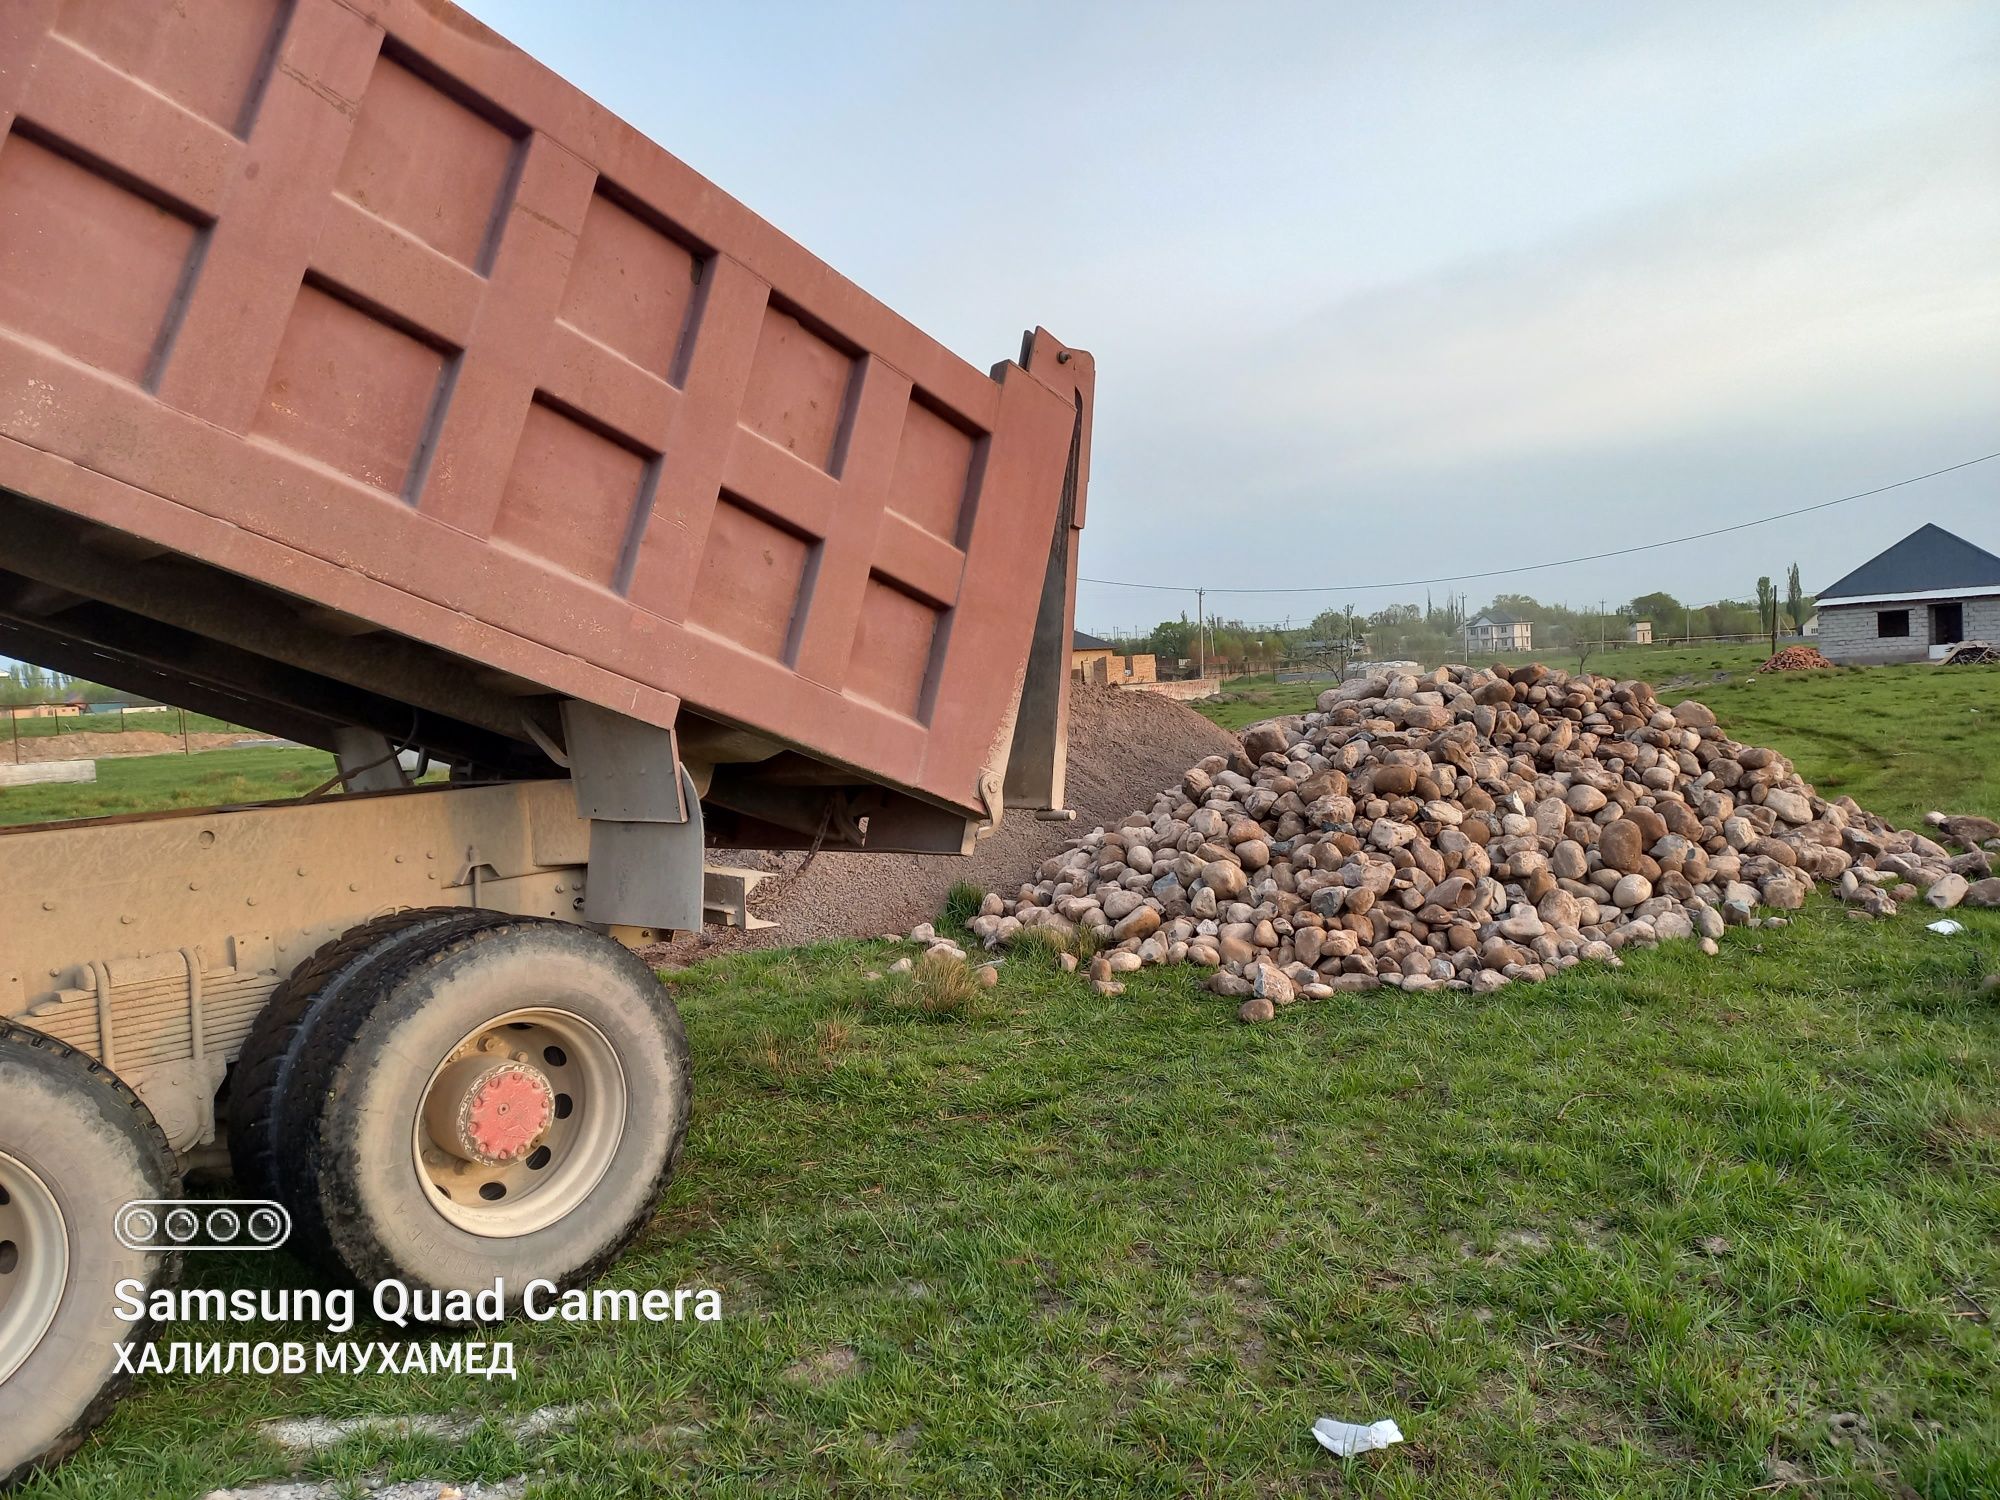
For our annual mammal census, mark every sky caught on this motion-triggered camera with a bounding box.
[461,0,2000,635]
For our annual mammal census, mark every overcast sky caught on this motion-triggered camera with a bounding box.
[462,0,2000,634]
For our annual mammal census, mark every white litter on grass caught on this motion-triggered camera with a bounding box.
[203,1480,525,1500]
[1312,1416,1404,1457]
[259,1404,582,1455]
[1927,919,1967,935]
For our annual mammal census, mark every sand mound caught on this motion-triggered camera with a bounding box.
[660,686,1239,959]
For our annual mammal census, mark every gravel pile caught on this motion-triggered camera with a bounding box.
[967,662,2000,1020]
[658,685,1240,958]
[1759,646,1835,671]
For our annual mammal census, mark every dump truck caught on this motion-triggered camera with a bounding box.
[0,0,1091,1479]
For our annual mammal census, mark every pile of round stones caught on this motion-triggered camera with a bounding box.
[968,663,2000,1021]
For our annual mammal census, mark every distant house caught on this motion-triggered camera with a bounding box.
[1801,613,1819,638]
[1071,629,1116,680]
[1464,610,1532,653]
[1071,630,1156,686]
[1814,524,2000,664]
[1627,620,1653,645]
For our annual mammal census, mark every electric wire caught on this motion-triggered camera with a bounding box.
[1076,451,2000,597]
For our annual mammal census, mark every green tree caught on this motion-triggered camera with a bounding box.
[1308,606,1362,643]
[1425,594,1465,633]
[1626,591,1682,626]
[1368,602,1421,629]
[1784,563,1807,634]
[1147,617,1193,660]
[1487,593,1544,620]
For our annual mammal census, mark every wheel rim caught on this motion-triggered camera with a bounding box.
[0,1149,69,1385]
[412,1008,627,1238]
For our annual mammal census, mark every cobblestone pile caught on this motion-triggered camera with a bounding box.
[967,663,1999,1020]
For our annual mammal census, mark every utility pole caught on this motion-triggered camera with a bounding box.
[1195,587,1206,680]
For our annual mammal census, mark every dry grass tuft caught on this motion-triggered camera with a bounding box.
[1004,927,1067,967]
[752,1015,857,1084]
[1066,923,1107,961]
[815,1015,854,1062]
[914,950,984,1018]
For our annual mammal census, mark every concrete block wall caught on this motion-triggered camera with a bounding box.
[1818,595,2000,663]
[1136,677,1222,702]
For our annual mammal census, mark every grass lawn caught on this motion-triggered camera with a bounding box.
[0,745,337,826]
[1651,666,1999,833]
[11,662,2000,1499]
[26,908,1999,1499]
[1,707,248,741]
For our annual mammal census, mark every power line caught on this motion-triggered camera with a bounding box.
[1076,450,2000,597]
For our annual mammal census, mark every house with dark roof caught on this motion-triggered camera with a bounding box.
[1814,524,2000,663]
[1463,609,1532,653]
[1070,629,1156,685]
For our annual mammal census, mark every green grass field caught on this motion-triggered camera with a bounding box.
[1,707,248,741]
[0,746,336,826]
[12,660,2000,1500]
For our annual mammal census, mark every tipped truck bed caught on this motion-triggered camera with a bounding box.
[0,0,1090,829]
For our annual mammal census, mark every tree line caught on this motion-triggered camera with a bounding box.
[0,662,129,707]
[1107,567,1815,670]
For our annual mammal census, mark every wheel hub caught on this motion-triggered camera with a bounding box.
[0,1149,69,1386]
[424,1058,554,1165]
[413,1008,627,1238]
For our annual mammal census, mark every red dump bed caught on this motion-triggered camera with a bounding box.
[0,0,1090,819]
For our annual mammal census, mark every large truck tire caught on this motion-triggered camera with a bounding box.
[0,1023,180,1489]
[228,907,517,1201]
[273,919,691,1304]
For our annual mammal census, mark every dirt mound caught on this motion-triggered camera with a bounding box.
[9,731,280,762]
[659,685,1239,959]
[1759,646,1834,672]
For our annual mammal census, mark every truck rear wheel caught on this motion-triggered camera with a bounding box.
[228,907,517,1201]
[0,1024,180,1488]
[274,920,690,1303]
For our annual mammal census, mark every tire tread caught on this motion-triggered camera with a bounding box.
[227,907,512,1198]
[280,919,690,1298]
[0,1021,179,1488]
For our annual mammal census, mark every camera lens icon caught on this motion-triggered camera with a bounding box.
[115,1198,291,1251]
[246,1206,286,1245]
[119,1205,158,1244]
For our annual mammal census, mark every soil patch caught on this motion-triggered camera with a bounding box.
[657,686,1238,960]
[7,731,285,761]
